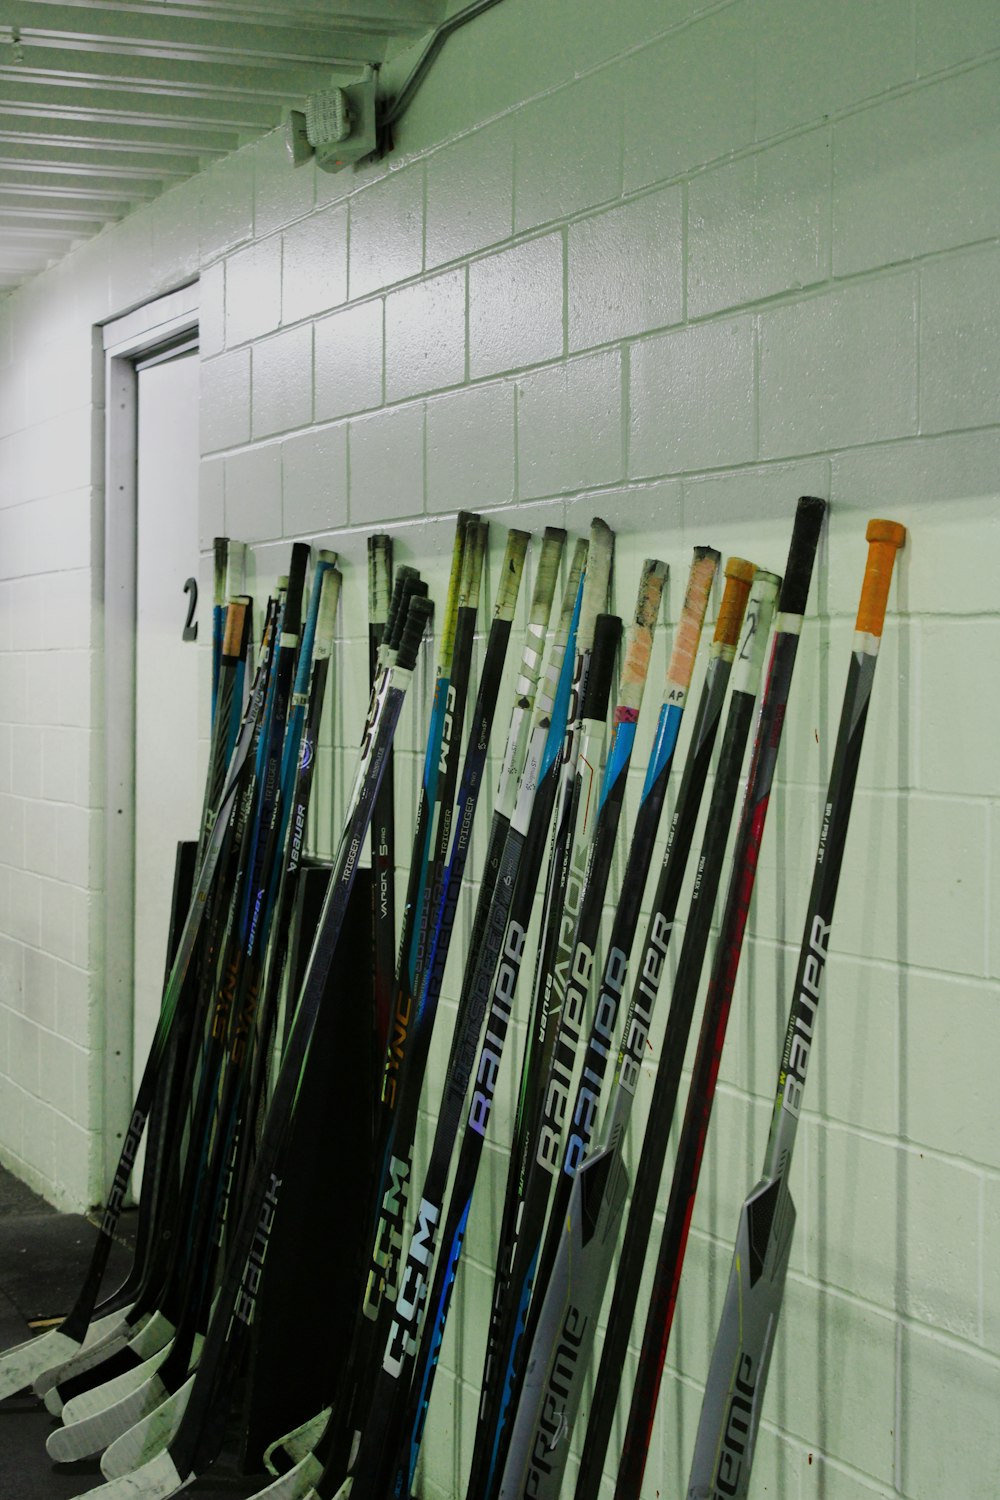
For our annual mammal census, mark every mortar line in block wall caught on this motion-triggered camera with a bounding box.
[218,196,1000,369]
[709,1077,999,1177]
[204,308,1000,481]
[732,935,997,995]
[985,808,994,981]
[206,64,1000,348]
[636,1234,999,1386]
[978,1175,987,1346]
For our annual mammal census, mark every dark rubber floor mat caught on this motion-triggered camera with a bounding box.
[0,1211,136,1326]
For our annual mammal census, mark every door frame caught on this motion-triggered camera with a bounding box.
[101,282,199,1191]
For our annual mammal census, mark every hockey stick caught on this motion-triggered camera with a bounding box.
[329,552,592,1500]
[302,533,570,1494]
[611,495,826,1500]
[570,561,779,1500]
[493,550,750,1500]
[386,512,474,1094]
[0,600,275,1402]
[393,556,669,1500]
[686,520,905,1500]
[75,595,434,1500]
[465,523,617,1500]
[368,535,396,1061]
[46,574,309,1450]
[469,540,710,1500]
[503,563,777,1500]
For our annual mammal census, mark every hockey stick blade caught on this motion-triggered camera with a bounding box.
[60,1338,174,1426]
[100,1373,196,1480]
[250,1451,325,1500]
[39,1312,151,1408]
[686,1180,796,1500]
[0,1327,82,1401]
[47,1368,170,1462]
[69,1446,190,1500]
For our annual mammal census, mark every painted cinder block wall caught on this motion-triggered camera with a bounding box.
[1,0,998,1495]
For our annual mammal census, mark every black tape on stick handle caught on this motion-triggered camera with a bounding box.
[396,597,434,673]
[582,612,622,723]
[283,541,311,640]
[388,576,427,654]
[384,566,420,651]
[777,495,827,616]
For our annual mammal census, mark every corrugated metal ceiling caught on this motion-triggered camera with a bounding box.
[0,0,448,293]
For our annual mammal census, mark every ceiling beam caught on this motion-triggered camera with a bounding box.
[0,140,209,175]
[6,1,442,41]
[0,78,279,131]
[0,202,114,230]
[0,111,239,154]
[4,9,395,68]
[0,170,158,199]
[0,47,345,101]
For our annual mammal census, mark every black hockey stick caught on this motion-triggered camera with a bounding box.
[501,562,775,1500]
[686,520,905,1500]
[612,496,826,1500]
[329,554,590,1500]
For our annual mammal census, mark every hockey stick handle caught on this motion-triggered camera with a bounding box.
[368,534,393,626]
[528,528,568,628]
[712,556,756,653]
[437,510,477,676]
[313,567,343,661]
[460,517,489,612]
[581,612,621,720]
[494,529,531,621]
[385,567,421,652]
[617,557,667,716]
[396,595,434,672]
[577,516,614,656]
[857,518,906,638]
[281,541,310,643]
[777,494,825,616]
[664,546,719,695]
[221,598,249,662]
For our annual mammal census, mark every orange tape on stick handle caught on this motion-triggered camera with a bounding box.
[856,519,906,638]
[712,557,755,650]
[222,599,247,659]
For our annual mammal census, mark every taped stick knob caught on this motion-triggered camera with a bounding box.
[856,519,906,638]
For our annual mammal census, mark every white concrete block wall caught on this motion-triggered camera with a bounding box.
[0,0,997,1494]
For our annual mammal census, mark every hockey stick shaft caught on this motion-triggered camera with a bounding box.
[369,534,396,1061]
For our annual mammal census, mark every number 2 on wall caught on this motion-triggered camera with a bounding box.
[182,577,198,641]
